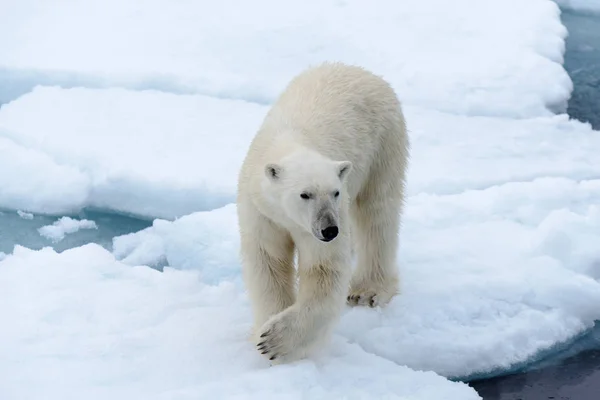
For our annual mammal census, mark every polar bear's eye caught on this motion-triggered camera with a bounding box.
[334,191,340,198]
[300,192,311,200]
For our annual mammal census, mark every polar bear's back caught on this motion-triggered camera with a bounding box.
[240,62,408,201]
[268,62,408,190]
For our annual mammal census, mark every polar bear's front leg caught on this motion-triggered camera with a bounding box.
[239,211,296,335]
[256,257,349,363]
[347,182,402,308]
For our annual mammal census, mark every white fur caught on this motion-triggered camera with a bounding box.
[237,62,409,363]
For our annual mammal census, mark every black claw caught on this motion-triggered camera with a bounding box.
[257,341,265,348]
[260,331,269,338]
[257,346,266,352]
[269,354,277,360]
[261,349,269,355]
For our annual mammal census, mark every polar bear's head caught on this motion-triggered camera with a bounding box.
[262,151,352,243]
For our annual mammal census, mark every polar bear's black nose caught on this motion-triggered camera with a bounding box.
[321,226,339,242]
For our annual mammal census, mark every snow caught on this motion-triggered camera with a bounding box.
[0,136,90,215]
[1,0,600,398]
[1,0,570,117]
[113,186,600,380]
[555,0,600,13]
[0,244,480,400]
[113,205,240,279]
[0,87,266,219]
[38,216,98,242]
[17,210,33,220]
[2,91,600,219]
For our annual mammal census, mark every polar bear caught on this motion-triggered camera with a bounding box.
[236,62,409,363]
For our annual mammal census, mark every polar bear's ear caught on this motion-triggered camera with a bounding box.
[265,163,283,181]
[337,161,352,181]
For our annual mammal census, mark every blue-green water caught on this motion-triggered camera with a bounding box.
[563,10,600,130]
[0,208,151,254]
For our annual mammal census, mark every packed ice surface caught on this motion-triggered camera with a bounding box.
[2,0,600,398]
[0,87,267,218]
[0,244,481,400]
[0,136,90,215]
[1,0,570,117]
[2,75,600,400]
[38,216,98,242]
[113,186,600,380]
[2,88,600,218]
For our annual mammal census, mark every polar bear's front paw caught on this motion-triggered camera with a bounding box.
[256,307,305,363]
[347,288,379,307]
[347,281,397,308]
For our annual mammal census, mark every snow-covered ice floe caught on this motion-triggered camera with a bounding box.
[112,188,600,381]
[38,216,97,242]
[1,0,600,398]
[1,0,570,117]
[0,87,267,218]
[2,89,600,219]
[0,244,480,400]
[3,189,600,398]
